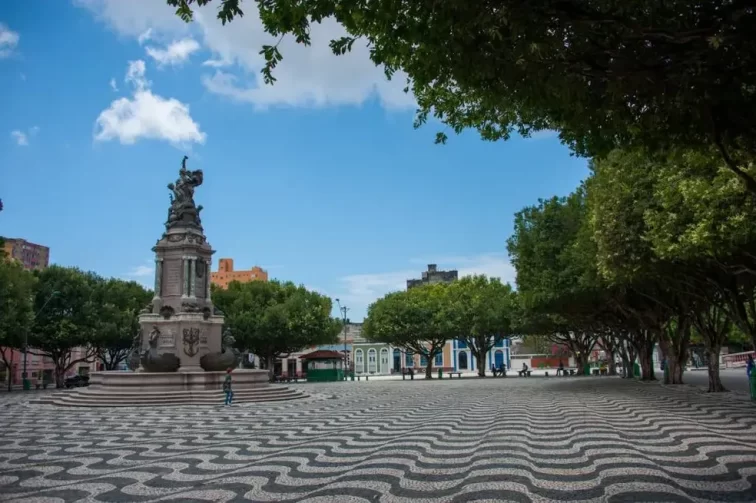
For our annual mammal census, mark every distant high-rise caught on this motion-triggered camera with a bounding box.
[406,264,458,289]
[210,258,268,289]
[2,238,49,271]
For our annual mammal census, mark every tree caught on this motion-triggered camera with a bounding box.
[0,259,35,391]
[447,275,516,377]
[29,266,101,388]
[169,0,756,195]
[363,283,450,378]
[211,280,341,379]
[92,279,152,371]
[586,148,756,390]
[507,190,609,375]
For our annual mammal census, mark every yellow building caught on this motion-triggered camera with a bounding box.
[210,258,268,289]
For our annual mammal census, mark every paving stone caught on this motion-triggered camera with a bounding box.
[1,378,755,502]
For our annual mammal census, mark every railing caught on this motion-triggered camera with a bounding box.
[723,351,756,368]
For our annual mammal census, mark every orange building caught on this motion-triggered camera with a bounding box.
[2,237,49,270]
[211,258,268,288]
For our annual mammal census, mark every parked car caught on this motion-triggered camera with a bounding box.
[64,375,90,388]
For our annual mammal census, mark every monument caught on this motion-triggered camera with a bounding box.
[136,155,229,373]
[46,157,306,407]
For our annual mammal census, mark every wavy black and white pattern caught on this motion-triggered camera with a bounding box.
[1,378,755,502]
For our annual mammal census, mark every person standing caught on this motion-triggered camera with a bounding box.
[223,368,234,406]
[746,355,755,379]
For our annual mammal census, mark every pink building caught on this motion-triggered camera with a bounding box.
[1,347,99,387]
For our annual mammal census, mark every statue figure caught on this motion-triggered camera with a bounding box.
[165,156,205,230]
[127,329,143,370]
[140,325,181,372]
[200,327,241,371]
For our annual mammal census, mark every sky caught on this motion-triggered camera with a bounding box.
[0,0,589,321]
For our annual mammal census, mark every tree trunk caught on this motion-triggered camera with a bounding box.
[706,345,727,392]
[574,352,588,375]
[425,359,433,379]
[605,348,617,376]
[54,363,66,388]
[475,348,487,377]
[5,350,14,392]
[637,346,655,381]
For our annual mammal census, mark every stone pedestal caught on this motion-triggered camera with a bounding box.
[138,224,221,373]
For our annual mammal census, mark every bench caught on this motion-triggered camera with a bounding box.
[401,369,415,380]
[447,372,462,379]
[492,368,507,377]
[517,370,532,377]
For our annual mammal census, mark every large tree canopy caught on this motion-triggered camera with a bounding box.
[169,0,756,193]
[211,280,341,377]
[447,275,517,377]
[587,148,756,390]
[0,259,35,391]
[92,278,152,371]
[29,266,102,388]
[363,283,452,378]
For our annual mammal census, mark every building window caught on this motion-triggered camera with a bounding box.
[355,349,364,373]
[380,348,389,368]
[435,353,443,366]
[420,354,428,366]
[457,339,467,349]
[405,351,414,367]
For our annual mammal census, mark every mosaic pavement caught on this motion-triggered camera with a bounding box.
[1,378,756,503]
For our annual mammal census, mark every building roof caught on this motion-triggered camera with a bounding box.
[299,350,344,360]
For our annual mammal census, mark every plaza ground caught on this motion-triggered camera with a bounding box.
[1,378,755,502]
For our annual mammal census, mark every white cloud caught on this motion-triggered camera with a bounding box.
[10,130,28,146]
[94,59,206,146]
[0,23,19,59]
[109,77,118,91]
[76,0,415,110]
[335,253,516,320]
[10,126,38,146]
[145,38,200,66]
[128,264,154,277]
[137,28,153,45]
[125,261,154,288]
[202,58,230,68]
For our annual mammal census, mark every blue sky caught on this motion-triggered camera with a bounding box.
[0,0,589,320]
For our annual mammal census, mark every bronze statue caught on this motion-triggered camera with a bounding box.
[140,325,181,372]
[200,327,241,371]
[165,156,205,230]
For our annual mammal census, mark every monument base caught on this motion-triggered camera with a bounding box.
[91,369,269,390]
[42,370,308,407]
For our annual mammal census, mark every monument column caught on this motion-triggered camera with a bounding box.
[182,256,190,298]
[153,258,163,300]
[205,259,212,302]
[189,257,197,298]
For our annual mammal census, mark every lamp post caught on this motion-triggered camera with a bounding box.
[335,298,349,380]
[23,290,59,391]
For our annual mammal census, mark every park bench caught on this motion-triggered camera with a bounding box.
[447,372,462,379]
[401,368,415,380]
[517,370,532,377]
[492,368,507,377]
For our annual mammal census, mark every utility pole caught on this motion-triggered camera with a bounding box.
[23,290,59,391]
[335,298,349,380]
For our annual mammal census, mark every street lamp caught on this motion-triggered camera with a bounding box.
[23,290,59,390]
[335,298,349,380]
